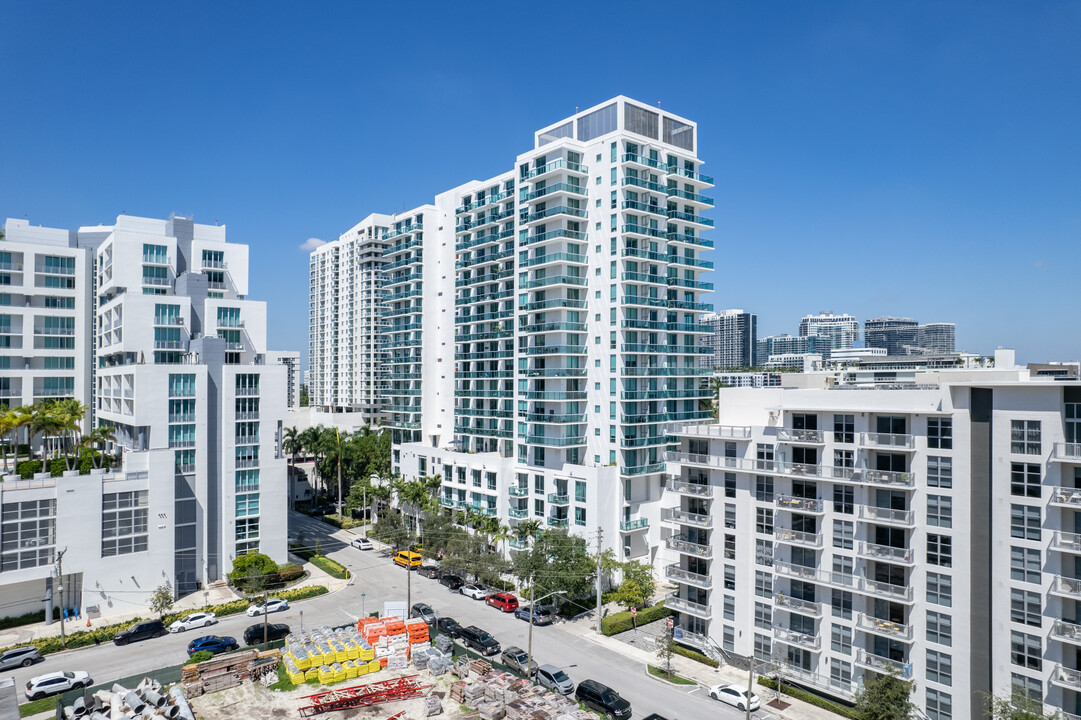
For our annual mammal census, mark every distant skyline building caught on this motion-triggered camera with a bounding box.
[918,322,956,354]
[698,309,756,369]
[756,333,833,366]
[865,316,919,355]
[798,312,858,350]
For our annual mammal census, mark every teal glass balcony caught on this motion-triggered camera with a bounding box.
[456,248,514,268]
[519,275,587,290]
[509,486,529,497]
[522,158,588,179]
[621,176,667,193]
[519,298,587,311]
[668,166,714,184]
[519,252,586,268]
[520,206,588,224]
[666,188,715,206]
[619,518,648,531]
[621,463,665,476]
[546,517,569,528]
[520,413,586,423]
[383,223,422,241]
[520,183,588,202]
[666,276,714,291]
[520,435,586,447]
[547,493,570,505]
[665,232,714,249]
[523,345,586,356]
[666,210,713,227]
[523,368,587,378]
[509,537,528,549]
[621,224,665,239]
[620,271,666,284]
[621,201,667,216]
[519,321,586,334]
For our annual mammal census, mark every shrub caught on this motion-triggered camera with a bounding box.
[309,555,349,580]
[228,552,278,588]
[188,650,215,663]
[672,645,718,668]
[48,458,66,477]
[321,515,361,530]
[0,609,46,630]
[276,564,305,583]
[757,676,859,719]
[17,460,41,478]
[600,601,671,636]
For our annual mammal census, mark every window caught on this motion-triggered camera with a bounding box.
[834,449,854,469]
[927,611,952,646]
[1011,674,1042,704]
[1011,589,1041,627]
[754,634,771,662]
[725,503,736,529]
[926,650,952,686]
[755,538,773,567]
[927,496,952,528]
[833,414,854,443]
[1010,463,1041,497]
[575,481,586,503]
[831,660,853,691]
[927,418,953,449]
[927,572,952,607]
[927,535,952,567]
[928,456,953,488]
[723,626,734,652]
[1010,631,1042,670]
[833,485,853,514]
[1010,546,1041,583]
[724,565,735,590]
[486,472,496,491]
[1010,504,1041,541]
[755,476,773,502]
[754,602,771,629]
[0,500,56,570]
[723,595,735,621]
[926,689,952,720]
[755,507,773,534]
[534,499,544,516]
[831,624,852,654]
[754,570,772,598]
[833,520,854,549]
[1011,420,1041,455]
[574,507,586,526]
[832,589,852,619]
[101,491,149,557]
[724,473,735,498]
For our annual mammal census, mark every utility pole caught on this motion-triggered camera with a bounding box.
[594,527,603,635]
[528,580,535,671]
[336,429,343,523]
[746,655,756,720]
[55,548,67,648]
[263,587,269,646]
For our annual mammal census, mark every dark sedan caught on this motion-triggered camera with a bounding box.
[439,574,464,590]
[436,616,463,638]
[186,635,238,656]
[243,623,290,646]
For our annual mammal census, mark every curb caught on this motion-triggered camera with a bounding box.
[643,664,702,689]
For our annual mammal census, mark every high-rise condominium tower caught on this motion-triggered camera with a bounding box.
[698,309,756,369]
[864,316,919,355]
[799,312,859,351]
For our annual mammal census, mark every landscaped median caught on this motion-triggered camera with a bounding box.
[599,601,671,635]
[289,542,350,579]
[0,585,329,660]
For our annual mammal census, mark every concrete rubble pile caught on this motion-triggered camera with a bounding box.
[62,678,195,720]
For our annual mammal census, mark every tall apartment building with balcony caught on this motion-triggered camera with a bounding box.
[662,362,1081,720]
[382,97,715,558]
[799,312,859,351]
[309,215,392,422]
[864,317,919,355]
[918,323,957,355]
[698,309,756,369]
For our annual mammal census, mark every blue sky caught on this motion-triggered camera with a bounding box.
[2,1,1078,367]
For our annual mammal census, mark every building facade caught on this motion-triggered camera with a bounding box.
[799,312,859,351]
[865,317,919,355]
[918,323,957,355]
[756,334,832,366]
[698,309,756,369]
[663,369,1081,720]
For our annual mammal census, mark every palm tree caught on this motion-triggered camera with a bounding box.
[31,403,63,461]
[283,427,300,509]
[6,406,33,470]
[488,520,512,556]
[87,425,117,469]
[297,426,320,502]
[395,478,435,536]
[58,399,88,471]
[516,519,543,549]
[0,407,13,473]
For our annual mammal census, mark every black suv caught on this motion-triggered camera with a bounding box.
[439,574,464,590]
[243,623,290,645]
[113,619,167,646]
[575,679,631,720]
[458,625,500,656]
[436,616,462,638]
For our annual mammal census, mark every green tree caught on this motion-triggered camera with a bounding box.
[854,671,915,720]
[513,528,595,603]
[987,691,1056,720]
[609,559,655,610]
[228,552,278,589]
[656,629,676,676]
[443,528,509,584]
[149,584,175,618]
[299,384,309,407]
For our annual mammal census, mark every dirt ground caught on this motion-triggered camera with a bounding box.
[189,671,466,720]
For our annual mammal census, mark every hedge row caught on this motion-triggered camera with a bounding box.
[757,676,859,719]
[0,585,329,659]
[14,452,111,479]
[320,514,363,530]
[673,644,719,668]
[0,607,62,630]
[289,542,349,580]
[600,601,671,636]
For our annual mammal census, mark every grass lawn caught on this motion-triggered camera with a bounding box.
[20,696,58,717]
[647,664,696,685]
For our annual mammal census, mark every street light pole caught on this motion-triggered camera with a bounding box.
[527,587,566,677]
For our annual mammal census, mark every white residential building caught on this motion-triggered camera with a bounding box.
[0,214,291,618]
[663,362,1081,720]
[799,312,859,351]
[269,351,301,410]
[698,309,756,369]
[380,97,715,559]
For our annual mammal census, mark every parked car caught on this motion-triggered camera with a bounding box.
[350,537,373,551]
[168,612,218,633]
[486,592,519,613]
[458,626,500,656]
[709,684,760,712]
[186,635,238,656]
[113,619,167,646]
[439,574,464,590]
[436,616,463,638]
[418,565,441,579]
[500,646,538,677]
[534,664,574,695]
[410,603,438,625]
[0,646,40,670]
[24,671,92,701]
[515,604,555,625]
[460,584,488,600]
[393,550,422,569]
[575,679,631,720]
[246,598,289,616]
[243,623,291,646]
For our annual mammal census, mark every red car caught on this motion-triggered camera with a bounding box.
[486,592,519,612]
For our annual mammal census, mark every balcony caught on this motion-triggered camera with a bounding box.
[855,649,911,679]
[1052,576,1081,599]
[774,528,823,548]
[621,463,665,477]
[1051,487,1081,508]
[235,458,260,469]
[775,495,825,514]
[1052,620,1081,645]
[856,613,913,641]
[547,493,569,505]
[665,564,712,589]
[664,478,713,497]
[858,541,914,565]
[1053,443,1081,462]
[661,507,712,528]
[774,561,857,591]
[619,518,648,532]
[774,593,822,617]
[861,432,916,450]
[168,414,195,423]
[235,386,260,397]
[508,508,528,519]
[665,421,751,439]
[665,593,711,618]
[773,627,821,651]
[1053,531,1081,553]
[168,439,196,449]
[860,579,914,602]
[776,428,825,444]
[1052,665,1081,692]
[508,486,528,497]
[509,538,528,550]
[235,436,260,446]
[546,516,569,528]
[665,536,712,557]
[858,505,915,527]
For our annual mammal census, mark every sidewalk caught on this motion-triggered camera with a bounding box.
[561,614,846,720]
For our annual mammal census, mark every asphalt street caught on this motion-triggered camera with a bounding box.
[5,511,763,720]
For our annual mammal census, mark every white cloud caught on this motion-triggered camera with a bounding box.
[299,237,327,251]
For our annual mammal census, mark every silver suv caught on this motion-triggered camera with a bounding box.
[0,646,40,670]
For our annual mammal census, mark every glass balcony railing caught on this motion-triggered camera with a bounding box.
[619,518,648,531]
[774,593,822,617]
[665,564,711,588]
